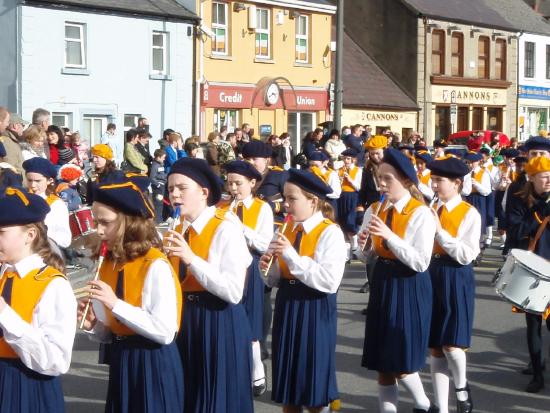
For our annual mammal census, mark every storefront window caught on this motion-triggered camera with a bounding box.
[213,109,239,133]
[288,112,315,153]
[457,107,468,132]
[435,106,450,139]
[525,107,548,136]
[487,107,503,131]
[472,107,483,130]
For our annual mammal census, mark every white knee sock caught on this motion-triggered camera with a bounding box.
[430,356,450,413]
[486,226,493,239]
[378,384,398,413]
[345,243,351,260]
[351,235,358,250]
[444,348,468,401]
[501,233,506,243]
[251,341,265,383]
[398,373,430,410]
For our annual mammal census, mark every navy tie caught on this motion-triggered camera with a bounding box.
[293,224,304,253]
[178,228,191,282]
[382,207,394,250]
[0,273,15,338]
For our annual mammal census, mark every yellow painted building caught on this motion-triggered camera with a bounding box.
[194,0,336,150]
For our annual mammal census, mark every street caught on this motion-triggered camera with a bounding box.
[64,242,550,412]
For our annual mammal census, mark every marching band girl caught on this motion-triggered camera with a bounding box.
[414,151,434,202]
[77,177,184,412]
[260,168,346,413]
[495,149,519,249]
[224,160,274,396]
[427,156,481,413]
[480,147,499,247]
[338,148,362,259]
[23,157,72,252]
[0,187,76,412]
[308,151,341,212]
[164,157,254,413]
[359,148,437,413]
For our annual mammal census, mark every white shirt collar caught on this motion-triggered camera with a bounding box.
[293,211,324,234]
[387,192,412,213]
[231,194,254,209]
[185,206,216,235]
[437,194,462,212]
[0,254,45,279]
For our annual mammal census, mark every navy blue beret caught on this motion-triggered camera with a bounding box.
[0,187,50,226]
[168,157,222,206]
[383,148,419,185]
[464,152,483,162]
[22,157,57,179]
[224,160,262,181]
[341,148,359,157]
[124,173,151,193]
[93,178,154,218]
[444,148,466,159]
[0,142,6,158]
[0,168,23,192]
[433,139,448,148]
[242,140,273,159]
[287,168,333,200]
[524,136,550,152]
[427,156,469,180]
[501,148,520,158]
[514,156,528,164]
[398,144,414,151]
[309,151,329,162]
[518,144,526,153]
[414,151,432,164]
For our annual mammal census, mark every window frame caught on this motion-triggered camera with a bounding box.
[255,8,271,59]
[212,1,229,55]
[295,14,309,63]
[495,38,507,81]
[546,45,550,80]
[525,41,535,78]
[477,36,490,79]
[450,32,464,77]
[52,112,73,129]
[431,30,445,76]
[151,31,169,75]
[64,22,86,68]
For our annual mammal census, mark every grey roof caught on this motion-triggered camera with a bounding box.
[24,0,198,21]
[524,0,550,18]
[342,32,418,111]
[402,0,550,34]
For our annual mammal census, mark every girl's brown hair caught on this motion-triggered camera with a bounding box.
[92,213,162,264]
[300,188,336,221]
[25,222,65,273]
[382,161,425,204]
[97,160,117,180]
[517,181,537,209]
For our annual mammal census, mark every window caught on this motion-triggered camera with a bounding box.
[255,8,270,58]
[434,106,450,139]
[52,112,73,129]
[214,109,239,133]
[295,15,309,63]
[64,22,86,68]
[525,41,535,78]
[472,107,483,130]
[451,33,463,77]
[288,112,315,153]
[212,2,228,55]
[124,114,142,131]
[431,30,445,75]
[152,31,169,74]
[82,116,108,146]
[487,108,503,131]
[546,45,550,79]
[478,36,490,79]
[457,106,468,132]
[495,39,507,81]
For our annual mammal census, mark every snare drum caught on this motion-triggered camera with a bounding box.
[69,207,96,239]
[495,249,550,314]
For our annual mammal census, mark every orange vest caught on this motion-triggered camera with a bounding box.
[0,266,65,358]
[339,166,359,192]
[418,171,431,186]
[221,198,265,231]
[278,218,333,280]
[46,193,61,206]
[310,166,332,185]
[471,169,485,194]
[372,197,424,259]
[169,209,226,292]
[433,201,472,255]
[100,248,182,336]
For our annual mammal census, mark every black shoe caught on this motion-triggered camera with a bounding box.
[359,282,369,293]
[522,359,545,375]
[455,383,473,413]
[261,350,270,360]
[526,376,544,393]
[253,378,267,397]
[412,405,439,413]
[361,307,368,316]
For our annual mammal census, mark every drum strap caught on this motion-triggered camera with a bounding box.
[528,216,550,252]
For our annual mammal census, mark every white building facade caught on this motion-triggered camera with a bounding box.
[518,32,550,140]
[0,0,197,148]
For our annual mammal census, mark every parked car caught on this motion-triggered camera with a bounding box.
[448,130,510,151]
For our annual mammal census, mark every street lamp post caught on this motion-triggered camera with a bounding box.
[334,0,344,132]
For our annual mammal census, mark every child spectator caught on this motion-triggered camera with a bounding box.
[56,164,83,212]
[149,149,167,223]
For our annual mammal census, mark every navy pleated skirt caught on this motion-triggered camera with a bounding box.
[105,336,184,413]
[177,292,253,413]
[272,279,339,407]
[485,190,495,227]
[0,358,64,412]
[429,257,475,348]
[466,192,486,233]
[495,190,507,230]
[242,252,265,341]
[363,258,433,374]
[337,191,359,233]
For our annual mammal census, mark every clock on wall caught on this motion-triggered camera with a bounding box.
[265,82,280,106]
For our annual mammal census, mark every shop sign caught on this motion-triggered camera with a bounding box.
[432,85,506,105]
[519,85,550,101]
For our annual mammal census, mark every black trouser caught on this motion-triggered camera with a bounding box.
[526,312,550,377]
[260,287,272,356]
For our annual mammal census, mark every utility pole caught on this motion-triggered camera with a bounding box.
[334,0,344,131]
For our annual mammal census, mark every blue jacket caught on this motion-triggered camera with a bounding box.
[164,146,187,174]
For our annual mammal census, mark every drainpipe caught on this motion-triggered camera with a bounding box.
[422,17,429,142]
[516,31,523,140]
